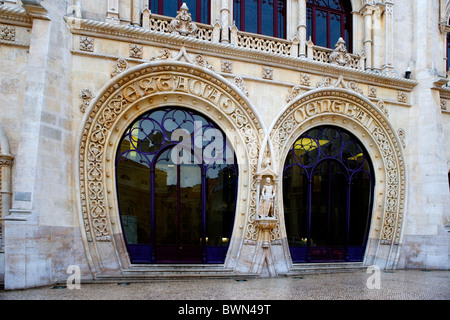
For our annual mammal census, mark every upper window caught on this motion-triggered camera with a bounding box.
[149,0,211,24]
[233,0,287,39]
[307,0,352,52]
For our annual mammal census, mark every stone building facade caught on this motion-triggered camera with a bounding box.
[0,0,449,290]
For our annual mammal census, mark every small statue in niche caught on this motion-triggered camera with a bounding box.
[258,177,276,219]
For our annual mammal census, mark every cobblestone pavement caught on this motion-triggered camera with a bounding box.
[0,270,448,300]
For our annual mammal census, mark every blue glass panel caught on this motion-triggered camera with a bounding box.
[316,10,327,47]
[244,0,258,34]
[201,0,210,24]
[184,0,197,22]
[162,0,179,18]
[233,0,242,30]
[306,6,312,40]
[330,13,341,46]
[277,0,286,38]
[150,0,158,13]
[261,0,275,37]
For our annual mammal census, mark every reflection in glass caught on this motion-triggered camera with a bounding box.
[283,126,374,263]
[116,107,237,264]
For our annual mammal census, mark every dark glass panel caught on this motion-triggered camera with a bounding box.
[283,126,373,263]
[184,0,197,22]
[179,162,202,261]
[162,0,179,18]
[154,150,178,259]
[349,171,372,247]
[244,0,258,34]
[277,0,286,38]
[330,13,342,46]
[261,0,275,37]
[233,0,242,30]
[283,165,308,247]
[117,158,151,245]
[316,10,328,47]
[206,163,237,262]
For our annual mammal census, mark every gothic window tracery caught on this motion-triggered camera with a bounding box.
[307,0,352,51]
[233,0,286,39]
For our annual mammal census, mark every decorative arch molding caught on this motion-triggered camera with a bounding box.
[76,59,266,273]
[266,87,406,268]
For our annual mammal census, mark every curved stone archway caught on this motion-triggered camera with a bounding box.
[76,60,266,275]
[266,88,406,270]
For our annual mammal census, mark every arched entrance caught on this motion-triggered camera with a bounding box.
[77,58,265,275]
[116,107,238,264]
[283,126,374,263]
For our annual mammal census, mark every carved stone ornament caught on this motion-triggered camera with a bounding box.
[233,76,249,96]
[79,36,94,52]
[150,48,172,61]
[129,44,143,59]
[329,37,351,67]
[80,88,94,113]
[0,24,15,41]
[286,85,302,103]
[397,128,406,148]
[194,54,214,71]
[222,60,233,73]
[111,58,129,78]
[168,3,198,37]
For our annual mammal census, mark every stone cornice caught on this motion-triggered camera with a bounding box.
[0,4,32,27]
[65,17,417,92]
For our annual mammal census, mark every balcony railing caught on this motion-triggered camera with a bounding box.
[141,10,365,71]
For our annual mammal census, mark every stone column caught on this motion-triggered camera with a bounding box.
[298,0,307,57]
[220,0,230,43]
[361,5,374,70]
[372,5,383,71]
[131,0,141,26]
[383,1,394,74]
[106,0,120,25]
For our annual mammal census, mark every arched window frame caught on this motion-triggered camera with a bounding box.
[306,0,353,52]
[115,107,238,264]
[233,0,287,39]
[283,126,374,263]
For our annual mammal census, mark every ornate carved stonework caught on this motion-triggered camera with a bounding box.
[168,3,198,37]
[0,24,15,41]
[262,66,273,80]
[129,44,143,59]
[80,88,94,113]
[300,73,311,87]
[329,37,351,67]
[111,58,128,78]
[270,89,406,247]
[233,76,249,96]
[79,36,94,52]
[222,60,233,73]
[286,85,302,103]
[397,90,407,103]
[397,128,406,148]
[79,59,262,244]
[150,48,172,61]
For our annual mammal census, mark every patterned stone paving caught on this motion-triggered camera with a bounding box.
[0,270,448,300]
